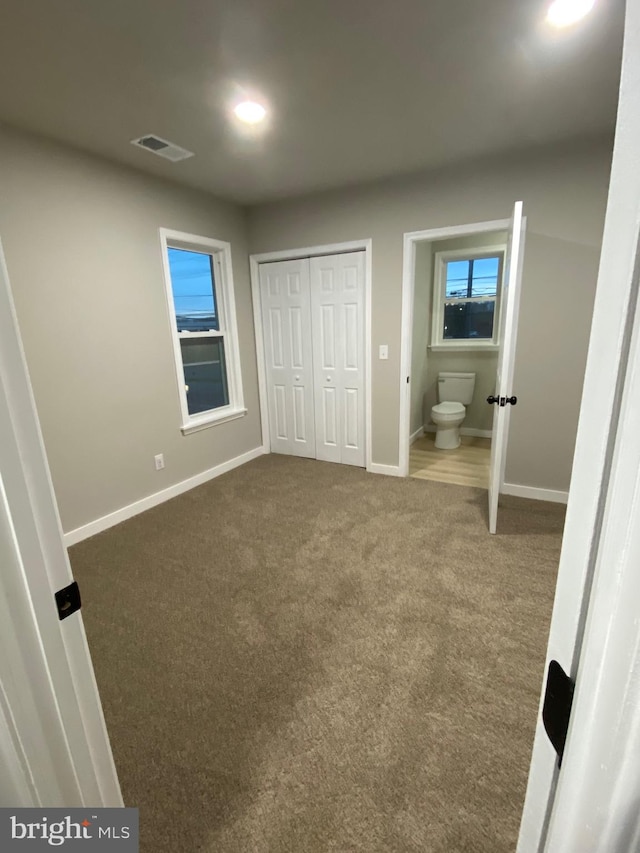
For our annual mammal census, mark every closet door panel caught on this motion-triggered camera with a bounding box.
[311,252,366,467]
[259,260,315,457]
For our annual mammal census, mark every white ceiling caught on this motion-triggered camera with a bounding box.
[0,0,624,204]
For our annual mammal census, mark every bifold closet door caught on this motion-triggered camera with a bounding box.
[310,252,366,467]
[259,259,316,458]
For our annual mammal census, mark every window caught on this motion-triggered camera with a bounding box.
[431,246,505,350]
[160,229,245,434]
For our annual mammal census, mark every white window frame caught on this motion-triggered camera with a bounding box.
[159,228,246,435]
[430,244,506,351]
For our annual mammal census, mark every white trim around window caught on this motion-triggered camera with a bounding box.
[159,228,246,434]
[430,243,506,351]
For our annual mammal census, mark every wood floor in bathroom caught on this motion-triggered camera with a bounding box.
[410,432,491,489]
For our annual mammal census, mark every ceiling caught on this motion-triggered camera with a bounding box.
[0,0,625,204]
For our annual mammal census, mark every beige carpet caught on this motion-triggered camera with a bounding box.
[70,454,564,853]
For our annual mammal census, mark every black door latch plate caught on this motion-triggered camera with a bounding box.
[542,660,575,766]
[55,581,82,620]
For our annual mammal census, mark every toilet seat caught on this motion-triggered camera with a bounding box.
[432,402,465,417]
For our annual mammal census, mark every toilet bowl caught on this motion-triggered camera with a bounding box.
[431,402,466,449]
[428,372,476,450]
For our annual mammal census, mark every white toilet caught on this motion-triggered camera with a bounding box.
[430,372,476,450]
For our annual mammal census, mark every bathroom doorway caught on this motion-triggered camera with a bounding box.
[408,229,507,488]
[399,206,526,532]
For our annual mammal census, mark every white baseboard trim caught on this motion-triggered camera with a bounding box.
[502,483,569,504]
[368,462,403,477]
[64,446,267,547]
[410,427,425,445]
[424,425,493,439]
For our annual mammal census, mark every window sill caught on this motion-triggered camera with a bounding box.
[181,407,247,435]
[429,343,499,353]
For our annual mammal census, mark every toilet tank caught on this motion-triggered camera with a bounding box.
[438,372,476,404]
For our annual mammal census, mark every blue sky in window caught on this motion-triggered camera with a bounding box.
[445,256,499,299]
[167,248,218,330]
[445,260,470,298]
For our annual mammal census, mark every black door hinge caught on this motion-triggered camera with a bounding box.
[55,581,82,621]
[542,660,575,766]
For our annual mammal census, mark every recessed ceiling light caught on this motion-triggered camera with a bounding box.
[546,0,595,27]
[233,101,267,124]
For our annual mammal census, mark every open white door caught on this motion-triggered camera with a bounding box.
[517,2,640,847]
[487,200,525,534]
[0,238,121,807]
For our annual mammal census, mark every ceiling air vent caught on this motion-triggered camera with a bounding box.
[130,134,194,163]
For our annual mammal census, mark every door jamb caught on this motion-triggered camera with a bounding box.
[399,218,513,477]
[250,239,373,471]
[517,2,640,845]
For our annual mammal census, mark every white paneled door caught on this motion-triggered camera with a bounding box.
[259,252,366,467]
[310,252,366,466]
[259,258,316,458]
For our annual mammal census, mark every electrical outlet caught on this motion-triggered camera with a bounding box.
[154,453,165,471]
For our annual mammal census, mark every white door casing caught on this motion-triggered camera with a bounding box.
[259,258,316,458]
[488,201,526,534]
[546,233,640,849]
[398,218,513,479]
[310,252,366,467]
[517,2,640,847]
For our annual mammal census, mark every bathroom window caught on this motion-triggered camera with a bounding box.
[159,228,246,434]
[431,246,505,350]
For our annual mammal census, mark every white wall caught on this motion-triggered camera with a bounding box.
[0,123,262,534]
[249,138,611,491]
[0,124,613,521]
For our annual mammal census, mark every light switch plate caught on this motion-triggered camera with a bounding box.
[379,344,389,360]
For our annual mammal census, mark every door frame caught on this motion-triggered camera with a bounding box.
[488,202,526,534]
[0,239,122,807]
[517,0,640,846]
[250,239,373,471]
[398,217,518,478]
